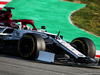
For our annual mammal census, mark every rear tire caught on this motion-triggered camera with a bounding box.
[18,33,46,59]
[71,37,96,58]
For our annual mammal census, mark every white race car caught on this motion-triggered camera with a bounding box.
[0,7,97,63]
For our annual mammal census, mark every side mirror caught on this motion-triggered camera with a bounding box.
[41,26,46,29]
[60,35,63,39]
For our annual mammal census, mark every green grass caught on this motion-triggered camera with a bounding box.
[65,0,100,36]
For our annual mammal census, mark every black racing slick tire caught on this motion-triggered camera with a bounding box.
[71,37,96,58]
[18,33,46,59]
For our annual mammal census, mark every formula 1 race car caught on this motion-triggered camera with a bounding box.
[0,7,97,63]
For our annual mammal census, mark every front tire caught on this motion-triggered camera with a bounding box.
[71,37,96,58]
[18,33,46,59]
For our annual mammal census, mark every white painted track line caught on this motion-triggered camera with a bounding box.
[0,0,12,2]
[96,50,100,55]
[0,4,5,8]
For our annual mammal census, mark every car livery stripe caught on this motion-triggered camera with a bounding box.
[0,0,12,10]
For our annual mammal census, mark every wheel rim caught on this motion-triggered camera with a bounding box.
[72,40,87,55]
[18,35,35,57]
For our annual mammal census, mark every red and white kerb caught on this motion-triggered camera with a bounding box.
[0,0,12,10]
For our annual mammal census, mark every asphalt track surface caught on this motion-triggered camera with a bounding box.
[0,54,100,75]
